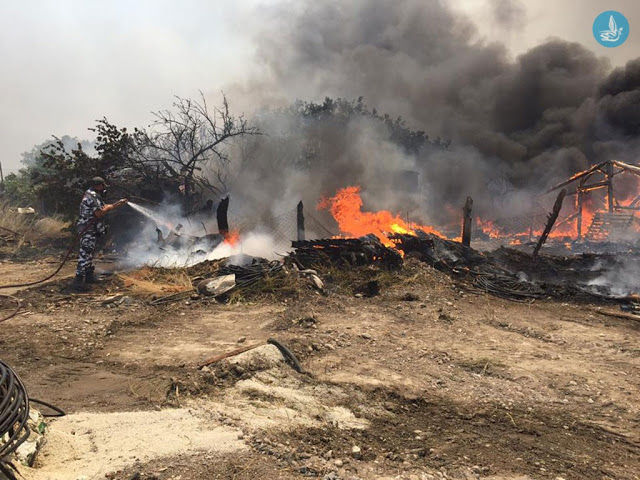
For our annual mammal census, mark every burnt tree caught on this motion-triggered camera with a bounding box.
[133,93,258,214]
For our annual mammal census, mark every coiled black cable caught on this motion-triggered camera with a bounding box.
[0,360,30,462]
[0,360,65,476]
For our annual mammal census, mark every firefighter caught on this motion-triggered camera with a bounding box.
[70,177,128,291]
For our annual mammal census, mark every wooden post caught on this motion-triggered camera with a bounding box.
[576,189,583,241]
[297,201,305,241]
[461,196,473,247]
[606,161,614,212]
[533,189,566,258]
[0,161,4,185]
[576,178,585,242]
[216,195,230,236]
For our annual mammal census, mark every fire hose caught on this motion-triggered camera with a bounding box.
[0,220,96,323]
[0,360,65,479]
[0,220,96,292]
[0,295,21,325]
[0,200,128,322]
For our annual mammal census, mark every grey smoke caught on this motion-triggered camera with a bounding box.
[490,0,527,29]
[587,255,640,297]
[221,0,640,230]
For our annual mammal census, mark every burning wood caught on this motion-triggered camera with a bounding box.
[547,160,640,243]
[291,235,403,270]
[392,232,486,269]
[318,186,444,248]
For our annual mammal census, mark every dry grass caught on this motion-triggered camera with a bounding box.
[0,201,34,235]
[226,270,304,303]
[31,216,69,239]
[0,202,70,249]
[118,266,194,293]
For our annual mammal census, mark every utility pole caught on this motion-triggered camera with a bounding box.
[0,161,4,185]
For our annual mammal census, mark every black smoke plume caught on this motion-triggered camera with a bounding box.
[224,0,640,228]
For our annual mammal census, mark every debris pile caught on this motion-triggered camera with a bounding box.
[196,258,286,298]
[291,234,403,270]
[392,232,486,269]
[145,256,314,305]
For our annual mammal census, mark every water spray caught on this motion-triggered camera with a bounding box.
[127,201,175,230]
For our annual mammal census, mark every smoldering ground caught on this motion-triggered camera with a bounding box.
[220,0,640,227]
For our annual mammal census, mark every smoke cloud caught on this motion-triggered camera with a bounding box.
[220,0,640,231]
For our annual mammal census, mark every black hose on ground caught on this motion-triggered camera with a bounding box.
[267,338,305,374]
[0,220,96,291]
[29,398,65,418]
[0,220,99,324]
[0,295,20,324]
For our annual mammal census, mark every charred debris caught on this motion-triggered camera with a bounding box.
[143,222,639,311]
[118,160,640,312]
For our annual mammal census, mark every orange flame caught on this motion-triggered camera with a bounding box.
[223,230,240,246]
[319,178,639,249]
[318,186,444,247]
[477,218,501,239]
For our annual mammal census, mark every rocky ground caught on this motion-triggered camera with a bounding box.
[0,254,638,480]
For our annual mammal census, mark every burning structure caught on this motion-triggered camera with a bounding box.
[547,159,640,242]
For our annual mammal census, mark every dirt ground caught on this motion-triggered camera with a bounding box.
[1,255,638,480]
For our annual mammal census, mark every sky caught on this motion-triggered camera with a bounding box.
[0,0,638,175]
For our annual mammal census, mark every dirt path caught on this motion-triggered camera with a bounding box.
[0,260,75,295]
[0,260,638,479]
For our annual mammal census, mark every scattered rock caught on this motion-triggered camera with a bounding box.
[351,445,361,459]
[296,316,317,328]
[438,312,455,323]
[121,296,134,306]
[101,295,124,306]
[353,280,380,297]
[237,336,247,344]
[401,293,420,301]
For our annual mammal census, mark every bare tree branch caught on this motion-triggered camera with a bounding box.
[125,93,258,214]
